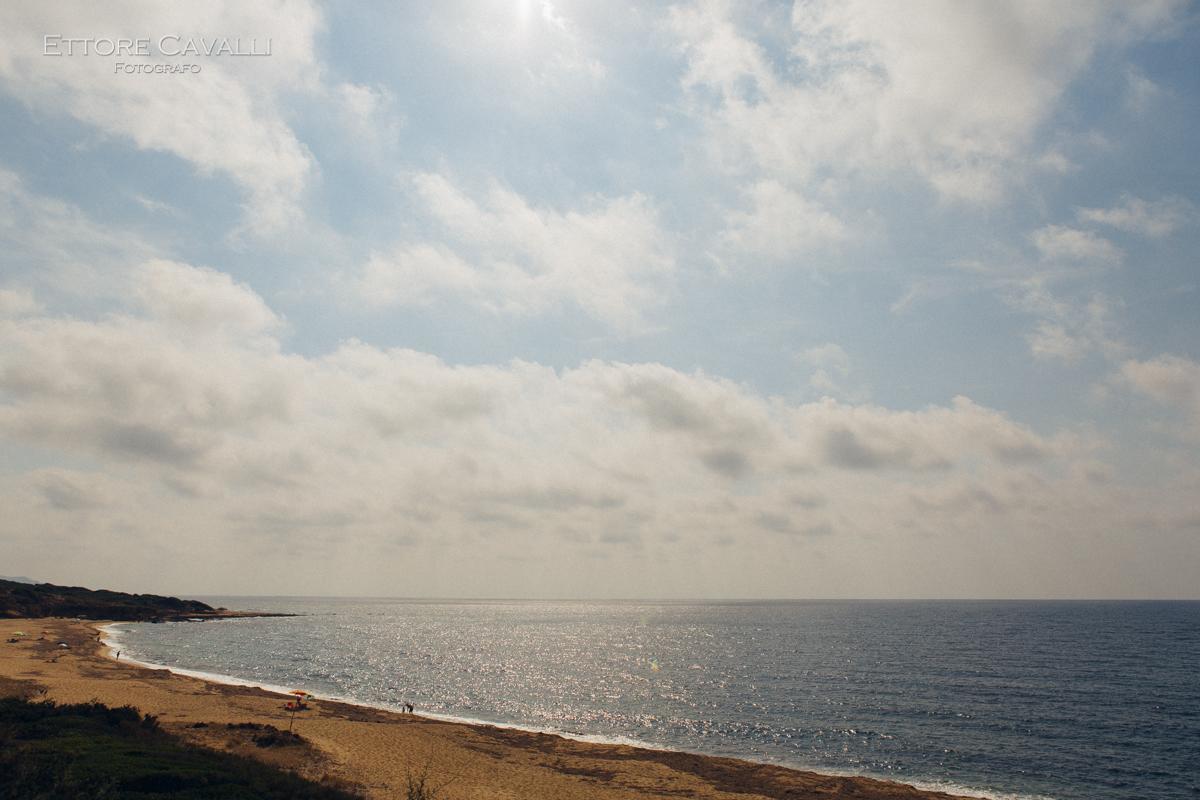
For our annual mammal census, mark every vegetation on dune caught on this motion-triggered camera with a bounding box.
[0,578,215,621]
[403,760,457,800]
[0,697,362,799]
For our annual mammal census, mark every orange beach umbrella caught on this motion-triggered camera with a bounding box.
[285,690,310,732]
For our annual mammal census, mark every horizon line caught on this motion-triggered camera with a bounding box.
[185,594,1200,603]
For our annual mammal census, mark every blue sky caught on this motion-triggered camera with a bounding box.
[1,1,1198,598]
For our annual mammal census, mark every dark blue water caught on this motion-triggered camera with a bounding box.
[107,600,1199,799]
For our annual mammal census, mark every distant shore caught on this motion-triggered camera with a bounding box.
[2,617,976,800]
[0,577,299,622]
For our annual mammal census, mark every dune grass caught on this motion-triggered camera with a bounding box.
[0,697,361,799]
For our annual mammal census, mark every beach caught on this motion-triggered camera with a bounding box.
[1,617,973,800]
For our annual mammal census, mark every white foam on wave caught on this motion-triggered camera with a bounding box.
[410,708,677,751]
[99,622,672,747]
[98,622,303,699]
[97,621,1056,800]
[902,780,1056,800]
[752,752,1059,800]
[670,754,1059,800]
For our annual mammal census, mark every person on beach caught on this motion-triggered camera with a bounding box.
[115,651,120,660]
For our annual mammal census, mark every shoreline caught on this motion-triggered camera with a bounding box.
[99,621,689,755]
[6,616,983,800]
[99,624,1022,800]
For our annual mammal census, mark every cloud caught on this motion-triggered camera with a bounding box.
[29,469,109,511]
[823,427,922,471]
[669,0,1181,201]
[0,167,157,296]
[351,174,675,332]
[4,255,1198,596]
[132,259,283,341]
[792,395,1059,472]
[800,344,851,374]
[797,343,868,401]
[1119,355,1200,437]
[1123,67,1164,113]
[1015,222,1127,363]
[355,243,479,308]
[329,81,404,155]
[893,250,1129,366]
[0,287,42,317]
[720,180,846,262]
[1030,225,1122,265]
[0,263,1059,499]
[132,194,182,217]
[0,2,322,234]
[0,6,1195,598]
[428,0,606,91]
[1076,195,1195,238]
[756,512,831,537]
[895,213,1134,365]
[1006,279,1125,363]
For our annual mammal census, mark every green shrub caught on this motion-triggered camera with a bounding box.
[0,697,361,799]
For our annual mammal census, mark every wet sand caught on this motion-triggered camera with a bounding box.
[1,617,976,800]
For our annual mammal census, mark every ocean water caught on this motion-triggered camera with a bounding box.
[105,600,1199,800]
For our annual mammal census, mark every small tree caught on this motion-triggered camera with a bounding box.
[405,761,456,800]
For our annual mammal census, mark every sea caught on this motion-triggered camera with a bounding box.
[102,599,1199,800]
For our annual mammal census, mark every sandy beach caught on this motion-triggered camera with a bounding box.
[1,617,974,800]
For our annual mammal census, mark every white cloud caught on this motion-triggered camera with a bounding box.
[4,257,1198,596]
[720,180,846,262]
[331,82,403,153]
[132,193,181,217]
[1027,322,1086,363]
[797,343,867,401]
[1030,225,1122,265]
[669,0,1181,202]
[1035,150,1076,175]
[1007,279,1125,363]
[352,174,675,332]
[0,287,42,317]
[1119,355,1200,437]
[132,259,283,341]
[1,172,288,343]
[800,343,850,374]
[894,224,1131,365]
[1123,67,1163,113]
[1077,195,1194,238]
[0,167,157,297]
[932,223,1130,364]
[0,298,1059,495]
[0,2,323,234]
[355,243,479,309]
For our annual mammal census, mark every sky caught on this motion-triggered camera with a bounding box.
[0,1,1198,599]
